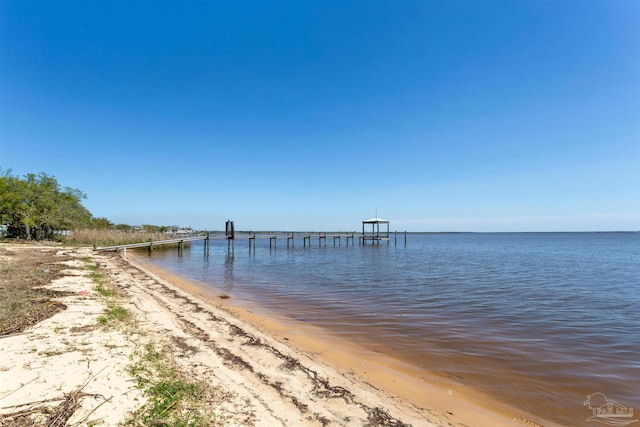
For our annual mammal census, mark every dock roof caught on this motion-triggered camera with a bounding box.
[362,217,389,224]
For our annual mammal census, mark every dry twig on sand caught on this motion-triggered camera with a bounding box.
[0,388,106,427]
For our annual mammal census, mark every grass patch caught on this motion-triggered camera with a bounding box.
[82,259,129,325]
[107,305,128,321]
[86,263,113,295]
[95,281,117,298]
[97,304,129,325]
[126,342,218,426]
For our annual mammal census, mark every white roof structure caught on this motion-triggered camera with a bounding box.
[362,217,389,224]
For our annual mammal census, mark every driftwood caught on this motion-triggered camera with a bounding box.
[0,369,109,427]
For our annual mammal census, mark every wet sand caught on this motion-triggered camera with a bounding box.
[130,252,560,426]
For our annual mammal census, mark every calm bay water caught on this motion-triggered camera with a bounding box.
[142,232,639,425]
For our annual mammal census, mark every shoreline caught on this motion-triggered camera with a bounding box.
[129,252,557,427]
[0,243,556,426]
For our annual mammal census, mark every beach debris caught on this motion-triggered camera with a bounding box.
[0,388,106,426]
[0,368,111,426]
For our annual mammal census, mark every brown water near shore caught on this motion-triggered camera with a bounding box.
[131,254,560,427]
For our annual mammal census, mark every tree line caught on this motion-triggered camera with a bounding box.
[0,169,107,240]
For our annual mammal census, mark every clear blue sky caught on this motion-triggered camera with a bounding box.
[1,0,639,231]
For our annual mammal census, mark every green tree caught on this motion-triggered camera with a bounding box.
[90,217,114,229]
[115,223,133,233]
[0,169,92,240]
[0,170,20,229]
[142,224,160,233]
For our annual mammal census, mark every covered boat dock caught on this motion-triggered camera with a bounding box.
[361,217,390,244]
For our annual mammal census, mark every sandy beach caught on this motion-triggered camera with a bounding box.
[0,244,546,426]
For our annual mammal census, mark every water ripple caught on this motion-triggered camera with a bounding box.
[144,232,640,426]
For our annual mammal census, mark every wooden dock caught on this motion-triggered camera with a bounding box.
[94,235,208,251]
[94,231,405,252]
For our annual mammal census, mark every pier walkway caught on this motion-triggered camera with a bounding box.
[94,231,404,252]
